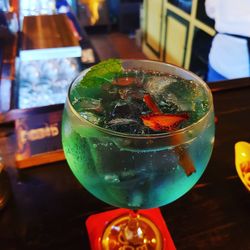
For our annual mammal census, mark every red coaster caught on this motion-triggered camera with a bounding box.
[86,208,176,250]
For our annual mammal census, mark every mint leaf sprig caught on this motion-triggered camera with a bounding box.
[71,59,122,100]
[80,58,122,87]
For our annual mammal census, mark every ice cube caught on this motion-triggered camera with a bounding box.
[73,97,102,113]
[108,118,138,126]
[134,69,147,87]
[166,79,199,101]
[188,99,209,122]
[118,87,145,100]
[41,60,59,81]
[158,99,180,114]
[105,117,142,134]
[110,101,130,118]
[79,111,102,125]
[145,76,177,98]
[160,79,200,112]
[109,100,144,119]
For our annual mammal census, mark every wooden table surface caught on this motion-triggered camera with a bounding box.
[0,78,250,250]
[21,14,79,50]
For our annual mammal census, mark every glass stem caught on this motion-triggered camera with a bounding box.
[122,210,145,246]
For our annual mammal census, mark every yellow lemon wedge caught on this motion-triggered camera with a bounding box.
[235,141,250,191]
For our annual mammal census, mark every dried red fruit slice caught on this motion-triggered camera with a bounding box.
[113,77,135,86]
[142,94,195,176]
[143,94,161,113]
[141,113,189,131]
[177,145,196,176]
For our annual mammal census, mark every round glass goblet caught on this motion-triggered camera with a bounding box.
[62,60,215,249]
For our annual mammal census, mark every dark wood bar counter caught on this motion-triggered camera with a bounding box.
[0,78,250,250]
[20,14,81,61]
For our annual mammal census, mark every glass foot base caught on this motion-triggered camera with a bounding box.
[86,208,176,250]
[102,212,162,249]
